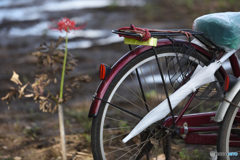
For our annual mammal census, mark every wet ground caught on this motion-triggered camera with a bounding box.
[1,0,240,159]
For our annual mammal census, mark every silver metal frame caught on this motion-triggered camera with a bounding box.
[214,77,240,122]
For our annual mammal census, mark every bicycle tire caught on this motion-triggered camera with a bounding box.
[92,45,224,160]
[217,91,240,160]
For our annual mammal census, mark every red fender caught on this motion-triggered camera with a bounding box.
[88,39,226,118]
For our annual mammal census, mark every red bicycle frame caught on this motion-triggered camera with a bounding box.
[163,106,240,145]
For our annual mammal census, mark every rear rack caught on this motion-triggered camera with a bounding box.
[113,28,225,101]
[112,29,224,52]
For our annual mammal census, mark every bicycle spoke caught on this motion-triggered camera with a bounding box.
[185,99,206,114]
[116,142,144,160]
[139,67,155,107]
[103,132,130,143]
[103,126,135,131]
[151,145,158,160]
[106,137,152,158]
[155,56,172,109]
[175,98,188,116]
[106,116,137,126]
[108,105,141,120]
[107,126,160,160]
[129,129,157,160]
[129,73,143,100]
[115,92,148,113]
[105,142,141,156]
[149,62,160,103]
[205,102,219,112]
[122,82,153,109]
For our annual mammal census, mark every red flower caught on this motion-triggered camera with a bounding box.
[50,17,86,32]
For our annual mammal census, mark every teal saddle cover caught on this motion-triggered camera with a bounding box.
[193,12,240,50]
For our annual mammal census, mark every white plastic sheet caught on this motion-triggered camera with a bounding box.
[123,61,222,143]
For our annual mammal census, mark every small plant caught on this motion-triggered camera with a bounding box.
[178,148,208,160]
[83,133,91,144]
[1,158,14,160]
[1,17,90,160]
[65,109,91,133]
[119,120,130,132]
[145,90,158,99]
[179,148,190,160]
[1,38,90,112]
[23,125,42,140]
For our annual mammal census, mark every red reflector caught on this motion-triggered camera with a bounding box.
[99,64,106,80]
[224,75,230,91]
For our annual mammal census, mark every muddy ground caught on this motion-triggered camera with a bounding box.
[1,0,240,159]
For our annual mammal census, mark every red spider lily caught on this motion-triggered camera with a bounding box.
[50,17,86,32]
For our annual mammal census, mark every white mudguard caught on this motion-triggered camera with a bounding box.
[214,78,240,122]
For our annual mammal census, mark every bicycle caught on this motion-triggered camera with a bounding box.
[89,12,240,160]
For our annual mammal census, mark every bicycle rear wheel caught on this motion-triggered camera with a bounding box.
[91,44,224,160]
[217,92,240,160]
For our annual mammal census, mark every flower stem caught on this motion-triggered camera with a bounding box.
[59,32,68,100]
[59,32,68,160]
[59,104,67,160]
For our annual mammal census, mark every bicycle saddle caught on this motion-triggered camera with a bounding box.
[193,12,240,50]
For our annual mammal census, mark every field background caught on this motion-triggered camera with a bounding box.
[1,0,240,159]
